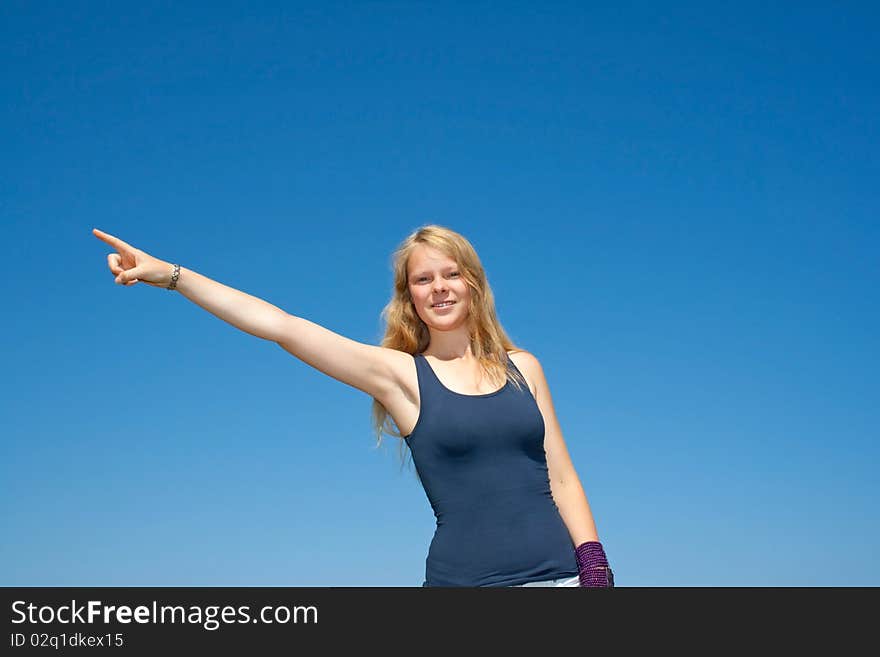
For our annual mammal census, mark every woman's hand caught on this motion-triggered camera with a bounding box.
[92,228,174,288]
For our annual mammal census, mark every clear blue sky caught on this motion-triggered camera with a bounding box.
[2,1,877,586]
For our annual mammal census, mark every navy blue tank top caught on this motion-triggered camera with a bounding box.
[403,352,579,587]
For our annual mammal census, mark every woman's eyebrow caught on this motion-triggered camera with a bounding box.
[411,265,457,276]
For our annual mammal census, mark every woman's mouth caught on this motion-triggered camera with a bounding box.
[431,300,456,310]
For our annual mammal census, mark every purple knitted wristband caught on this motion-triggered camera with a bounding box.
[575,541,614,588]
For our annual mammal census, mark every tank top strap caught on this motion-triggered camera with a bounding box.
[412,352,440,397]
[503,351,520,375]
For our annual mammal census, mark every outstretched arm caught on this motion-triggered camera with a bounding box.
[164,265,291,342]
[93,228,289,341]
[93,228,401,401]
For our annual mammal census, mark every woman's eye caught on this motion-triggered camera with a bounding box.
[416,272,459,283]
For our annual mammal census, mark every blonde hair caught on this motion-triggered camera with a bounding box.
[370,224,529,469]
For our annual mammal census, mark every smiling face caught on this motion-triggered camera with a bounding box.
[407,243,472,331]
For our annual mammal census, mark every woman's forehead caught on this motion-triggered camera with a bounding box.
[408,245,456,271]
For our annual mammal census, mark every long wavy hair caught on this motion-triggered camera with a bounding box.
[371,224,529,469]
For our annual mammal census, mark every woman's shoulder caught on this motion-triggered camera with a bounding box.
[506,348,539,367]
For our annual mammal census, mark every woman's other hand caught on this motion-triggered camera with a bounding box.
[92,228,173,288]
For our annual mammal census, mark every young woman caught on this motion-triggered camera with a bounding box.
[93,224,614,588]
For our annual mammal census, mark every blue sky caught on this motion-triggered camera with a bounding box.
[2,1,877,586]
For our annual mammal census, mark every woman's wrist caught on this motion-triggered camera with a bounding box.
[166,263,181,290]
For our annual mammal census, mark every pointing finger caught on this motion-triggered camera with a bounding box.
[93,228,134,253]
